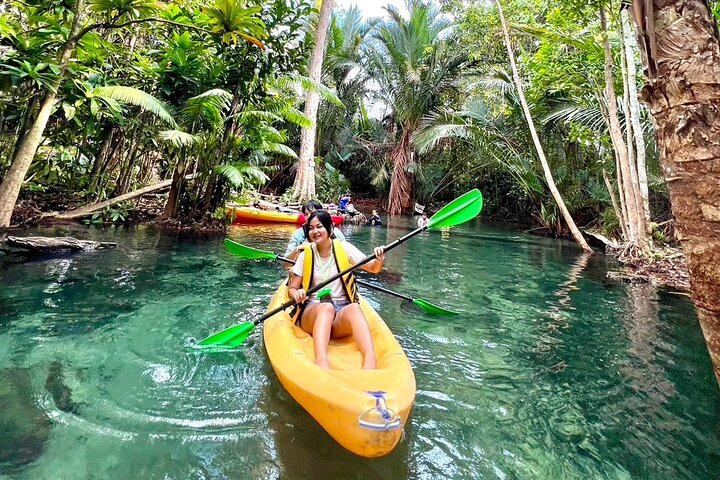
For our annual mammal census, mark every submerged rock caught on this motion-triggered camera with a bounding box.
[46,361,81,414]
[0,369,52,474]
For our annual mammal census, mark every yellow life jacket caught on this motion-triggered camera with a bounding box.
[289,239,358,324]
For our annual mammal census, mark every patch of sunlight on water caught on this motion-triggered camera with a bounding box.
[1,220,719,479]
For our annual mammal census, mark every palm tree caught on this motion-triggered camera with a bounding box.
[369,0,469,215]
[317,7,374,159]
[159,78,311,219]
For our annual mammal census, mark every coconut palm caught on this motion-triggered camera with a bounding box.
[317,7,375,160]
[368,0,470,215]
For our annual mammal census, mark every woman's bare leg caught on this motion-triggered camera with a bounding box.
[300,303,336,368]
[334,304,377,369]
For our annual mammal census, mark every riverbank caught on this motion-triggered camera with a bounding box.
[611,245,691,292]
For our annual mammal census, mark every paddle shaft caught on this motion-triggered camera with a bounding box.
[276,255,414,303]
[251,225,428,326]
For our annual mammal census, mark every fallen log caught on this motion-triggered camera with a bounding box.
[56,174,196,220]
[5,236,117,252]
[582,230,619,252]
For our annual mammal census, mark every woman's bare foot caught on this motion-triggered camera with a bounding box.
[315,357,331,369]
[362,354,376,370]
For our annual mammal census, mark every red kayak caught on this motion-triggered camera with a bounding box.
[297,213,344,226]
[227,205,343,225]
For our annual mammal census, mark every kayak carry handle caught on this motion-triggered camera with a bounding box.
[358,391,402,431]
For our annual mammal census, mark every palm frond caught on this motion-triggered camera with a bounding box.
[158,129,200,147]
[215,163,269,188]
[263,142,298,159]
[93,86,176,126]
[274,75,343,107]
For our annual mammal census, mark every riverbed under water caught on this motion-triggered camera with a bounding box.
[1,218,718,479]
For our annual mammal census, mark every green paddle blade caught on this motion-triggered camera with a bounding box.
[412,298,459,316]
[427,189,483,229]
[224,238,278,260]
[197,321,255,347]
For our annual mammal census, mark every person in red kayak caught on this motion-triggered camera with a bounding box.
[284,200,345,264]
[287,210,385,370]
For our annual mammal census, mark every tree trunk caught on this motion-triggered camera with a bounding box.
[0,0,87,227]
[10,96,39,162]
[619,30,648,240]
[603,168,627,239]
[622,7,652,227]
[89,127,122,194]
[162,152,188,219]
[387,127,414,216]
[292,0,334,202]
[5,236,117,251]
[630,0,720,383]
[600,6,647,250]
[495,0,593,253]
[113,121,143,197]
[58,174,195,219]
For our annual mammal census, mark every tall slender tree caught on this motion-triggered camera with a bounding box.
[629,0,720,383]
[494,0,592,252]
[292,0,335,202]
[599,5,649,252]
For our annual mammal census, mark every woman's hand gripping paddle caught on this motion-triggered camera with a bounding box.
[197,189,483,348]
[223,239,459,316]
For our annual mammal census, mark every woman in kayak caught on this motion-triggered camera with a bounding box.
[287,210,385,369]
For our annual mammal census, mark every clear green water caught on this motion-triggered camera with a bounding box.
[1,219,718,479]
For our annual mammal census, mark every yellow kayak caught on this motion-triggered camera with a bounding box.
[263,283,416,457]
[226,205,299,224]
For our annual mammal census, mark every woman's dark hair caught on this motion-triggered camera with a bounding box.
[304,210,335,241]
[302,200,323,215]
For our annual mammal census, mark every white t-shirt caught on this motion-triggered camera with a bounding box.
[291,241,366,302]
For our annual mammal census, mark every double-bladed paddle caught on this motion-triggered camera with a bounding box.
[197,189,483,348]
[222,239,458,316]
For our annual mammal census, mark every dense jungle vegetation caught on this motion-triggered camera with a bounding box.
[0,0,718,243]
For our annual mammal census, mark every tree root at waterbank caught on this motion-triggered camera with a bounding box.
[608,244,691,292]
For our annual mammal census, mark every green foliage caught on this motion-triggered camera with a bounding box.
[212,206,229,222]
[0,0,670,237]
[1,61,60,91]
[204,0,266,47]
[600,206,620,237]
[215,163,269,190]
[93,86,176,126]
[315,161,350,203]
[83,204,130,224]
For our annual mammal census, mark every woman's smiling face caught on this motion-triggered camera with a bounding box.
[307,217,329,243]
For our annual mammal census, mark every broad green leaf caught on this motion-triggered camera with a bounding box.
[62,103,76,120]
[94,86,176,126]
